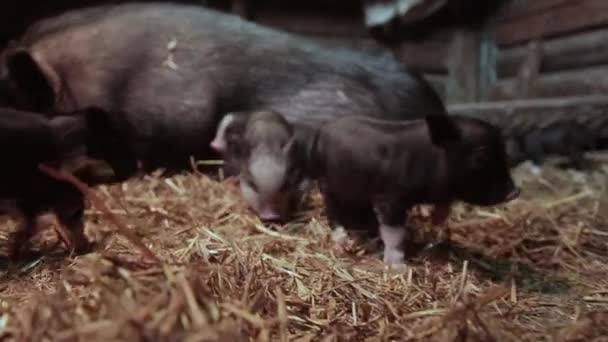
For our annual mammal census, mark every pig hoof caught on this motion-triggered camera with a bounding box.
[383,247,406,267]
[386,262,408,273]
[331,226,349,244]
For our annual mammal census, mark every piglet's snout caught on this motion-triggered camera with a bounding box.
[257,207,283,222]
[254,194,291,222]
[210,139,225,153]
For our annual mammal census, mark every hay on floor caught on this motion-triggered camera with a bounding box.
[1,154,608,341]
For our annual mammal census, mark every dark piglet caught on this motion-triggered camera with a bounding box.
[210,110,310,221]
[0,2,445,183]
[0,107,120,258]
[507,122,595,170]
[302,114,520,266]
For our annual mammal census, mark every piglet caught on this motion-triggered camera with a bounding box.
[0,107,116,258]
[302,114,520,266]
[210,110,310,221]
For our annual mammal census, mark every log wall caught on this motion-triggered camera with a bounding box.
[487,0,608,101]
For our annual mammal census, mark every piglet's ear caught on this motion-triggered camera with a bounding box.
[5,48,57,110]
[425,114,461,147]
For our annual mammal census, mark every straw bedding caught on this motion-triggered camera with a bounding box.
[1,154,607,341]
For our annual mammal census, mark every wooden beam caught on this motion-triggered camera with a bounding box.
[515,40,543,99]
[491,65,608,100]
[446,30,480,104]
[478,15,498,101]
[497,0,571,23]
[496,0,608,48]
[497,27,608,78]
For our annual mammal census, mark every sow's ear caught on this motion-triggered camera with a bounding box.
[4,48,57,110]
[425,114,461,147]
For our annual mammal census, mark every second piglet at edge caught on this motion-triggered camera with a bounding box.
[306,114,520,265]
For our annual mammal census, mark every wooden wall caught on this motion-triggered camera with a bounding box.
[486,0,608,101]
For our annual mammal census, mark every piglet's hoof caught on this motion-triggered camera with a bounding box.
[331,226,359,253]
[331,226,349,244]
[383,247,408,272]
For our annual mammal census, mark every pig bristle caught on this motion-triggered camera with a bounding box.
[1,152,608,341]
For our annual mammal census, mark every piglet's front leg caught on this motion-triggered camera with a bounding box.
[320,186,378,252]
[374,199,410,269]
[431,203,453,247]
[431,203,451,226]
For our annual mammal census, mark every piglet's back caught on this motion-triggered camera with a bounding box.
[319,115,427,150]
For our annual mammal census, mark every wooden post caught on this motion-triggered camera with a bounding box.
[478,15,498,101]
[446,29,481,104]
[515,39,543,99]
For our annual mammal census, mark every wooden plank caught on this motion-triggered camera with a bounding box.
[496,0,608,48]
[497,0,571,23]
[515,40,543,99]
[497,28,608,78]
[446,30,480,104]
[490,65,608,100]
[478,15,498,101]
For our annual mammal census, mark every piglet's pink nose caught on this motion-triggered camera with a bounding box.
[210,140,224,152]
[257,208,283,222]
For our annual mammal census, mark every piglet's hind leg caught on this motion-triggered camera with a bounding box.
[379,224,408,267]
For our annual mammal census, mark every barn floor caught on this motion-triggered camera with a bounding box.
[1,155,608,341]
